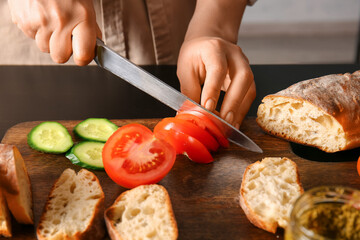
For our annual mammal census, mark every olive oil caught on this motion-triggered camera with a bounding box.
[285,186,360,240]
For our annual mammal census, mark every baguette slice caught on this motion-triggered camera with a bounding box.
[0,190,11,237]
[256,71,360,153]
[0,144,33,224]
[37,168,105,240]
[105,184,178,240]
[239,157,303,233]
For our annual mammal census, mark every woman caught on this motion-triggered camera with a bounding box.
[7,0,256,128]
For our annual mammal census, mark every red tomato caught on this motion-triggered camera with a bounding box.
[102,123,176,188]
[154,118,219,152]
[176,111,229,148]
[154,128,214,164]
[357,156,360,176]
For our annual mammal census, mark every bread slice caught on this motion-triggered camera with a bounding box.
[0,190,11,237]
[0,144,33,224]
[256,71,360,153]
[37,168,105,240]
[239,157,303,233]
[105,184,178,240]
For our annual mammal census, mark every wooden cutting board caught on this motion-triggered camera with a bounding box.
[1,117,359,240]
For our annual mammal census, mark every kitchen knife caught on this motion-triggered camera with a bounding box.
[94,39,262,153]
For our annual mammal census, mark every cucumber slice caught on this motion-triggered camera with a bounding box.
[74,118,118,142]
[27,121,73,154]
[66,141,104,170]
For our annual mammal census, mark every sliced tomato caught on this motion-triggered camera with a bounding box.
[357,156,360,176]
[176,110,229,148]
[102,123,176,188]
[154,128,214,164]
[154,118,219,152]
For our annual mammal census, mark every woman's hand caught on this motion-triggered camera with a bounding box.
[177,0,254,128]
[177,37,255,128]
[7,0,101,65]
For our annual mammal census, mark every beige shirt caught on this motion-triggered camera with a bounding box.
[100,0,256,65]
[101,0,196,65]
[0,0,256,65]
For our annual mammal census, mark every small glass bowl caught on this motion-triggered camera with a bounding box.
[285,185,360,240]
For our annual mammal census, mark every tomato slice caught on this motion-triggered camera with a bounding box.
[102,123,176,188]
[154,128,214,164]
[357,156,360,176]
[154,118,219,152]
[176,111,229,148]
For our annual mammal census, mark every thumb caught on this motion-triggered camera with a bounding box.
[177,64,202,103]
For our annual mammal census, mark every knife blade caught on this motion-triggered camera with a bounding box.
[94,39,262,153]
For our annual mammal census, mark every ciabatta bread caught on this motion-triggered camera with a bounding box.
[239,157,303,233]
[0,144,33,224]
[256,71,360,153]
[37,168,105,240]
[105,184,178,240]
[0,190,11,237]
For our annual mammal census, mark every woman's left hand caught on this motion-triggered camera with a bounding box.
[177,36,256,129]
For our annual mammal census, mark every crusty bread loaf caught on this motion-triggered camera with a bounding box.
[37,168,105,240]
[239,157,303,233]
[0,190,11,237]
[256,71,360,153]
[0,144,33,224]
[105,184,178,240]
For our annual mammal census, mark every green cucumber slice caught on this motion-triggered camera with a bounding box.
[74,118,118,142]
[27,121,73,154]
[66,141,104,170]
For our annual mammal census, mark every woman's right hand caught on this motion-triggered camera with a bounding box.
[7,0,101,65]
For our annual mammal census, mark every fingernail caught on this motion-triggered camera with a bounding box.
[205,99,215,111]
[225,111,234,124]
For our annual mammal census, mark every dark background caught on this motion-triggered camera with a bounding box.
[1,64,359,139]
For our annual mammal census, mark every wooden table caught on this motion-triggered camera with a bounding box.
[2,117,360,240]
[1,64,360,239]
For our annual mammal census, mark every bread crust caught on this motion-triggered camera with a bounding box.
[0,144,21,195]
[0,190,11,237]
[239,157,303,233]
[0,144,33,224]
[36,169,105,240]
[257,71,360,152]
[105,184,178,240]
